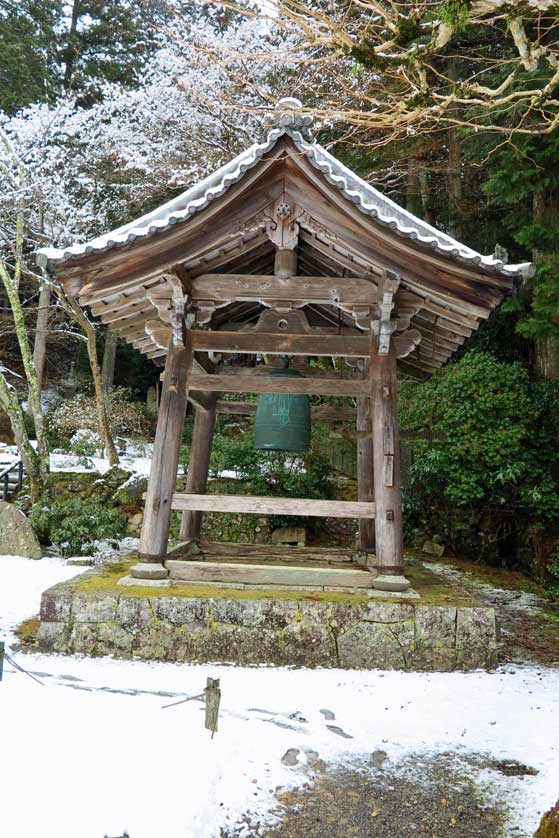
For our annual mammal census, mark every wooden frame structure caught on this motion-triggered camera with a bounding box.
[38,99,531,592]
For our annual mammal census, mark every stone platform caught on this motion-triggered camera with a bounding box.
[35,560,498,671]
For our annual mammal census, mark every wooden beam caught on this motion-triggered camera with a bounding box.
[171,493,375,519]
[189,372,370,397]
[192,329,369,357]
[135,334,192,572]
[192,273,377,306]
[191,329,419,360]
[215,401,357,422]
[357,393,375,552]
[370,343,406,585]
[180,395,217,541]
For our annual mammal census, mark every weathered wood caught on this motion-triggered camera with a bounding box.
[370,344,405,576]
[188,391,215,411]
[180,395,217,541]
[191,272,377,307]
[192,330,370,357]
[215,400,358,422]
[137,335,192,563]
[171,493,375,518]
[165,559,375,588]
[357,394,375,553]
[189,372,370,397]
[198,541,354,562]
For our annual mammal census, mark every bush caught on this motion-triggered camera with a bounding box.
[399,351,559,564]
[31,496,127,556]
[49,387,152,444]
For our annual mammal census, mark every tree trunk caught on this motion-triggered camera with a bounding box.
[0,375,43,501]
[533,190,559,380]
[406,159,422,217]
[63,1,81,90]
[101,328,118,392]
[448,61,463,240]
[59,291,119,465]
[32,282,51,396]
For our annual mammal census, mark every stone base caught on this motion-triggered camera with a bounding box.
[35,567,499,672]
[130,562,168,580]
[373,574,411,593]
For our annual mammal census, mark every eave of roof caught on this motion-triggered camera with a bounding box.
[36,109,533,283]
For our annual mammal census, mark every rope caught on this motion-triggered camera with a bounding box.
[4,652,45,686]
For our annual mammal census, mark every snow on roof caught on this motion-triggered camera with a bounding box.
[37,99,532,281]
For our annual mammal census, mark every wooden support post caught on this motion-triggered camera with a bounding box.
[370,343,410,592]
[132,335,192,579]
[179,394,217,543]
[357,395,375,554]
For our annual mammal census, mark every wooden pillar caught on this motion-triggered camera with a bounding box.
[131,336,192,579]
[357,395,375,553]
[179,394,217,543]
[370,343,410,592]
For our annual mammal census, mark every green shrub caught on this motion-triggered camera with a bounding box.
[399,351,559,563]
[31,496,127,556]
[180,426,335,529]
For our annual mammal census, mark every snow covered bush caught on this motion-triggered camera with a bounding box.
[49,388,151,445]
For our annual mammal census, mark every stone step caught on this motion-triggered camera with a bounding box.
[165,559,375,588]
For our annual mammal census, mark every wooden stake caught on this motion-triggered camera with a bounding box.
[180,394,217,542]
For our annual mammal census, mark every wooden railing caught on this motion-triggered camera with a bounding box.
[0,458,23,501]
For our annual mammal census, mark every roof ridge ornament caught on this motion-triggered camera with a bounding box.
[264,97,314,141]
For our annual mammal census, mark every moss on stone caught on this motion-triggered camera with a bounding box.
[14,616,40,644]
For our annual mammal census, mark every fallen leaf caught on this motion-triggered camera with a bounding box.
[371,804,379,817]
[450,816,457,826]
[441,799,447,806]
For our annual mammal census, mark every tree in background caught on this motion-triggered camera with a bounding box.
[0,132,50,499]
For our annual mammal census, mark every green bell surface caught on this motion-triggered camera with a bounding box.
[254,366,311,453]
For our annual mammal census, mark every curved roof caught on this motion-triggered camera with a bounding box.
[37,106,531,281]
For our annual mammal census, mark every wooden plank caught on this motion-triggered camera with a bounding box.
[192,273,377,306]
[192,330,370,358]
[171,493,375,518]
[189,372,370,396]
[165,559,375,588]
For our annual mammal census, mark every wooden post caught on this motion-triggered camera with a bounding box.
[179,394,217,543]
[357,395,375,553]
[131,335,192,579]
[370,343,410,591]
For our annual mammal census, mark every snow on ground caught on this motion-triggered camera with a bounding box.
[0,556,558,838]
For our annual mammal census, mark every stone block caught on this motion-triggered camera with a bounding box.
[40,589,73,623]
[0,500,42,559]
[422,540,445,558]
[72,593,118,623]
[155,596,207,626]
[415,606,457,647]
[68,622,99,655]
[271,526,307,546]
[338,620,414,670]
[456,607,496,649]
[36,621,69,654]
[96,622,134,656]
[118,597,154,628]
[210,597,298,629]
[364,602,415,625]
